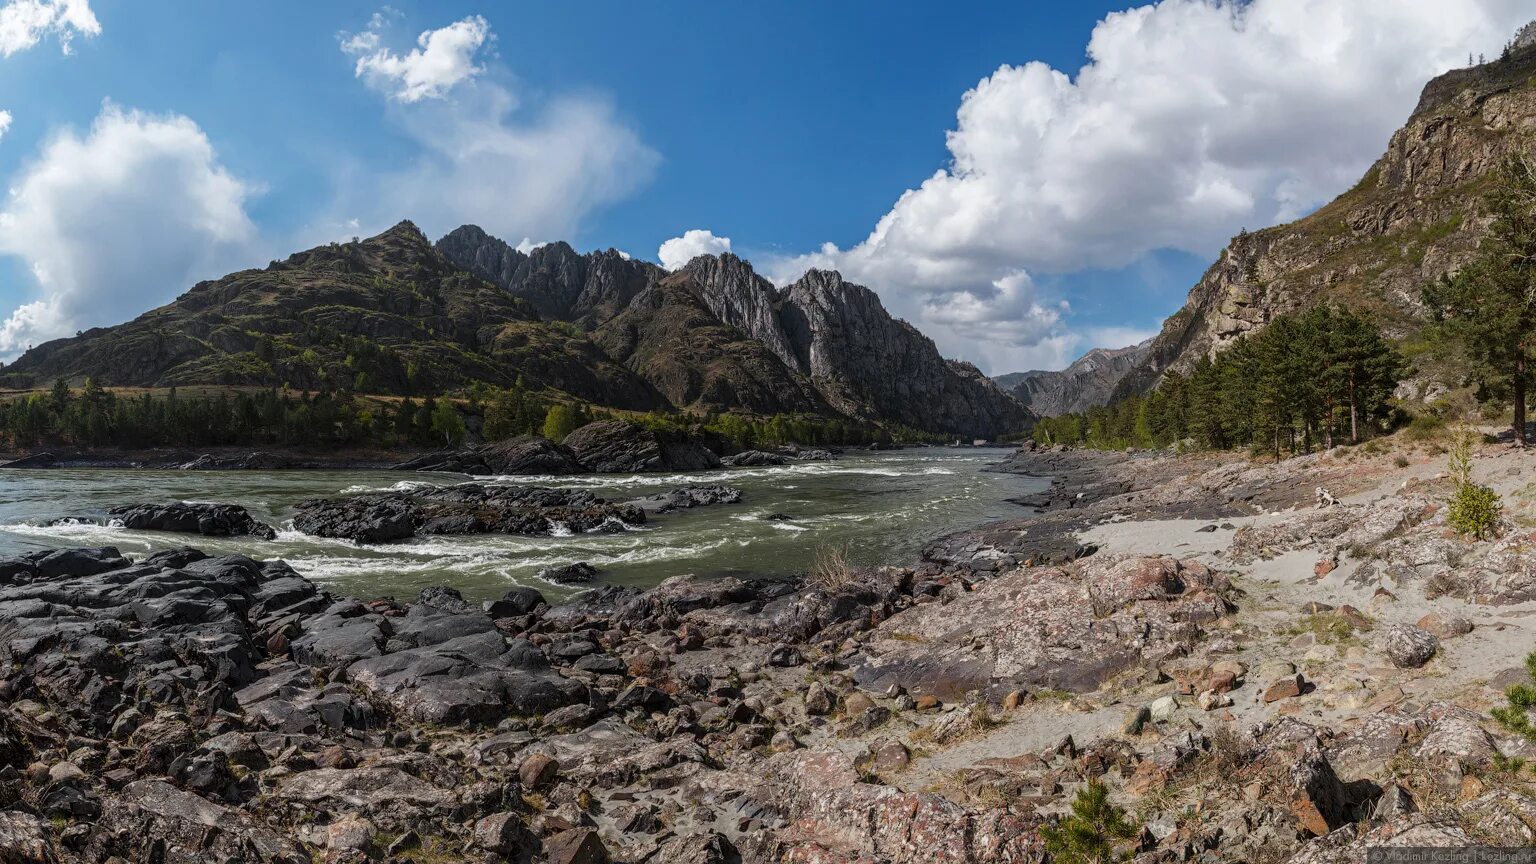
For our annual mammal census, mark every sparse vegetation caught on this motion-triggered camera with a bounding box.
[1492,650,1536,742]
[808,542,855,590]
[1041,778,1140,864]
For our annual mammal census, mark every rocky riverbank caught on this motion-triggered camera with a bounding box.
[4,433,1536,862]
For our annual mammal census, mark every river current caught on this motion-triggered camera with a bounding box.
[0,447,1047,601]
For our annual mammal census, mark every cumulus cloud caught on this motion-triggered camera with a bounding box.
[772,0,1532,372]
[0,104,259,356]
[0,110,11,140]
[334,12,657,250]
[658,229,732,270]
[0,0,98,56]
[341,11,491,103]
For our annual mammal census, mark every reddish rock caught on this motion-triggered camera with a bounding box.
[544,827,609,864]
[1263,674,1305,703]
[519,753,559,790]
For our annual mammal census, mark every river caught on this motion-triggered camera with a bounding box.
[0,447,1047,600]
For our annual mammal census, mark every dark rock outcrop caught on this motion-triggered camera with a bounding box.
[392,435,587,476]
[293,484,644,543]
[562,420,720,473]
[107,502,278,540]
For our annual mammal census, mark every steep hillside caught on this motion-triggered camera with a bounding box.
[779,269,1033,438]
[1116,43,1536,400]
[1,222,665,409]
[590,273,828,415]
[996,341,1151,417]
[443,232,1035,438]
[437,226,658,329]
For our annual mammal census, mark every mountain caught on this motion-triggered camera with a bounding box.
[2,221,1032,438]
[437,233,1034,438]
[1115,41,1536,401]
[1,221,665,409]
[995,340,1151,417]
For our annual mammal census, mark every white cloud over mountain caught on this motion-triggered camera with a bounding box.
[0,105,258,356]
[335,11,657,248]
[658,229,732,271]
[341,12,491,103]
[0,0,98,57]
[771,0,1534,372]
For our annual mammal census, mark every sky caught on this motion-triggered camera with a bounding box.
[0,1,1531,375]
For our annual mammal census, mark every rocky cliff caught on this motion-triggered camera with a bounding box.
[995,341,1151,417]
[1116,43,1536,400]
[440,231,1035,438]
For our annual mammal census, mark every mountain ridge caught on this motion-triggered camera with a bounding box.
[0,220,1034,438]
[994,340,1151,417]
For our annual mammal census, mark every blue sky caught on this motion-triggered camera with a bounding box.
[0,0,1529,372]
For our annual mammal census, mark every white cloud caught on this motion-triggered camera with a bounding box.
[341,11,490,103]
[0,110,11,139]
[333,12,657,250]
[0,104,259,356]
[0,0,98,56]
[772,0,1533,373]
[1084,326,1158,351]
[514,238,547,254]
[658,229,732,270]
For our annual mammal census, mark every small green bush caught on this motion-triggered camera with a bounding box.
[1041,779,1140,864]
[1447,423,1501,541]
[1493,651,1536,742]
[1449,482,1502,540]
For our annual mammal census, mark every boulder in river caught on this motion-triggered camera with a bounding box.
[562,420,720,473]
[631,485,743,514]
[108,502,278,540]
[538,562,600,585]
[392,436,587,476]
[293,485,644,543]
[722,450,788,467]
[0,451,56,468]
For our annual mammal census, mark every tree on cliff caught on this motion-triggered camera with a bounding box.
[1423,152,1536,446]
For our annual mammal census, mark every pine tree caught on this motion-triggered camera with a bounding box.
[1423,153,1536,446]
[1041,779,1139,864]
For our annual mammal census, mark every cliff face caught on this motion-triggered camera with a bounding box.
[779,270,1035,439]
[436,226,659,329]
[1116,44,1536,401]
[996,341,1151,417]
[443,233,1035,437]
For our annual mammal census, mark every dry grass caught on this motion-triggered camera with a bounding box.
[809,542,856,590]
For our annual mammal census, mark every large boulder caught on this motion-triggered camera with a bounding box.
[393,436,587,476]
[563,420,720,473]
[852,555,1233,699]
[1379,624,1438,669]
[293,485,645,543]
[108,502,278,540]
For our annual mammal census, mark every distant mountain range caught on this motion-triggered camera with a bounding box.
[1,221,1033,438]
[993,341,1151,417]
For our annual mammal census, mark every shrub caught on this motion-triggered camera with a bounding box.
[1447,424,1501,540]
[1449,482,1502,540]
[1041,779,1140,864]
[1492,651,1536,742]
[808,543,855,590]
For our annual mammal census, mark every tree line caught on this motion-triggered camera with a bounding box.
[1033,305,1408,459]
[0,377,930,453]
